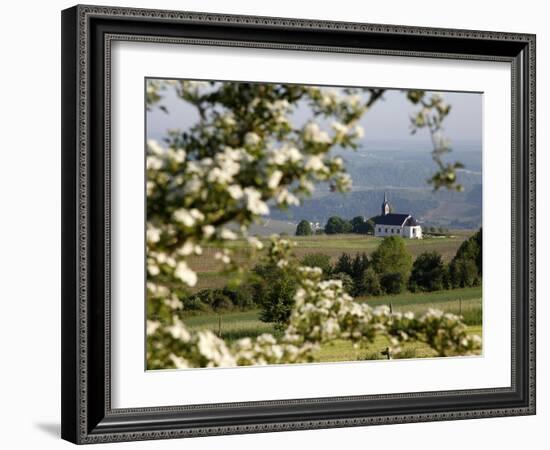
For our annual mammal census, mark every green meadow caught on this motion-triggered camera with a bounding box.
[181,286,482,363]
[188,232,472,290]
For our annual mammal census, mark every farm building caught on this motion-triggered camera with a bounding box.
[372,193,422,239]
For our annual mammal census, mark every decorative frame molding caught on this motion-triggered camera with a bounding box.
[61,4,536,444]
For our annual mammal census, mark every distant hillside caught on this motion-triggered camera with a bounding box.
[334,145,482,190]
[248,219,297,236]
[268,146,482,230]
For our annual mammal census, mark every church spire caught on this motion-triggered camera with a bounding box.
[381,192,390,216]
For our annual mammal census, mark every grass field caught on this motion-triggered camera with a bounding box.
[188,232,473,290]
[181,286,482,363]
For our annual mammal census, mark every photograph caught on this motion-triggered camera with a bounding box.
[55,3,536,445]
[145,79,483,370]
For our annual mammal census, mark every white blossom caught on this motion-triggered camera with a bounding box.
[167,317,191,342]
[147,262,160,276]
[220,112,236,127]
[303,122,331,144]
[244,132,261,146]
[202,225,215,238]
[146,156,163,171]
[267,170,283,190]
[173,209,196,227]
[173,208,204,227]
[346,94,362,109]
[220,228,238,240]
[227,184,244,200]
[268,145,303,166]
[276,189,300,206]
[146,225,161,244]
[320,89,339,107]
[305,155,326,172]
[331,121,349,136]
[353,124,365,139]
[169,354,190,369]
[167,148,186,163]
[147,320,160,335]
[247,236,264,250]
[177,241,196,256]
[243,187,270,215]
[147,139,164,156]
[174,261,197,287]
[214,249,232,264]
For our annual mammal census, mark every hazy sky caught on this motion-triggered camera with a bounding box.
[147,81,482,150]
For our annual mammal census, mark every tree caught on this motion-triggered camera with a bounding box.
[371,236,413,284]
[449,255,479,288]
[350,216,373,234]
[362,267,382,296]
[473,228,482,275]
[144,81,473,369]
[253,263,298,329]
[448,229,482,288]
[380,272,406,295]
[350,216,365,233]
[350,252,370,295]
[300,253,333,276]
[325,216,352,234]
[296,220,313,236]
[334,253,353,276]
[332,272,354,294]
[365,219,375,235]
[409,251,447,292]
[351,253,369,279]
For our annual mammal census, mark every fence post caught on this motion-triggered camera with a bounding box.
[218,316,222,337]
[459,298,462,316]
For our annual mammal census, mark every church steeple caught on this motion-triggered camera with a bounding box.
[381,192,390,216]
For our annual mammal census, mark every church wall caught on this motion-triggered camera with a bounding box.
[374,225,403,237]
[403,226,423,239]
[374,225,423,239]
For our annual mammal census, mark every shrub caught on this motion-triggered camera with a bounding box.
[351,253,369,279]
[181,295,210,313]
[300,253,333,276]
[325,216,352,234]
[473,228,482,275]
[332,272,354,293]
[362,267,382,296]
[190,289,235,312]
[449,229,482,287]
[449,255,480,288]
[295,220,313,236]
[371,236,413,283]
[334,253,353,276]
[350,253,370,295]
[254,263,299,329]
[229,283,257,309]
[380,272,406,294]
[409,251,447,292]
[350,216,374,235]
[212,293,235,311]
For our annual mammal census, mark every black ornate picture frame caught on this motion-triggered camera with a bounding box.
[61,4,536,444]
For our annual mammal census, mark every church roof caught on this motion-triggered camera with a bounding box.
[372,213,410,226]
[404,216,418,226]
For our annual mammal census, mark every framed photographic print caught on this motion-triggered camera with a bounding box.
[61,4,536,444]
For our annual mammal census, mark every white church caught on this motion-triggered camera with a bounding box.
[373,193,423,239]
